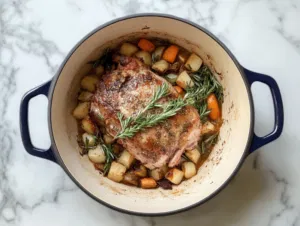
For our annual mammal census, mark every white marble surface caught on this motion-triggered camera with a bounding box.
[1,0,300,225]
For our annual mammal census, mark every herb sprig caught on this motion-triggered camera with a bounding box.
[77,135,116,175]
[186,65,223,121]
[101,144,116,175]
[116,83,170,139]
[116,82,197,139]
[77,136,98,155]
[200,132,219,154]
[117,97,192,139]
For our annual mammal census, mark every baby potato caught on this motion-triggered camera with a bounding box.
[88,145,106,164]
[81,117,97,134]
[201,121,216,135]
[185,148,201,164]
[150,168,165,181]
[176,70,194,90]
[82,133,97,147]
[140,178,157,189]
[80,76,99,92]
[134,165,147,177]
[72,102,90,119]
[182,162,197,179]
[120,43,139,56]
[123,171,139,186]
[118,150,135,169]
[185,53,203,72]
[152,59,169,74]
[150,165,168,181]
[78,91,93,102]
[103,134,114,144]
[165,168,184,185]
[108,161,127,182]
[135,51,152,66]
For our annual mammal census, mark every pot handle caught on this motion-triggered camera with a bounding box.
[243,68,284,153]
[20,80,57,163]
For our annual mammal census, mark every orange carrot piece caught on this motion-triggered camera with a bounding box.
[207,94,220,120]
[138,39,155,52]
[163,45,179,63]
[173,86,184,94]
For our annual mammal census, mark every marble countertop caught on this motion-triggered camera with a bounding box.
[1,0,300,225]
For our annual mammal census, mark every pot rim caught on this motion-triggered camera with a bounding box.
[48,13,254,216]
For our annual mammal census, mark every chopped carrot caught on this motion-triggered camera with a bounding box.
[207,94,220,120]
[163,45,179,63]
[173,86,184,94]
[138,39,155,52]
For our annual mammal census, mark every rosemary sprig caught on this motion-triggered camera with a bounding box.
[77,136,98,155]
[200,132,219,154]
[101,144,116,175]
[189,65,223,102]
[116,83,170,138]
[182,154,189,161]
[135,82,170,117]
[200,140,206,154]
[186,65,223,119]
[204,132,219,146]
[116,92,195,139]
[197,102,211,122]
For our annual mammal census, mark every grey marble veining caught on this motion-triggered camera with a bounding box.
[0,0,300,225]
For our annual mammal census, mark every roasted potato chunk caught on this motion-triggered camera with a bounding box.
[134,164,147,177]
[108,161,127,182]
[135,51,152,66]
[80,76,99,92]
[152,59,169,73]
[176,70,194,89]
[73,102,89,119]
[78,91,93,102]
[201,121,216,135]
[103,134,114,144]
[82,133,96,147]
[182,162,197,179]
[81,117,97,134]
[165,168,184,185]
[123,172,139,186]
[88,145,106,164]
[185,53,203,72]
[118,150,135,169]
[150,165,168,181]
[120,43,138,56]
[185,148,201,164]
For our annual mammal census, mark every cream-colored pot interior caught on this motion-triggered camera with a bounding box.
[50,15,252,215]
